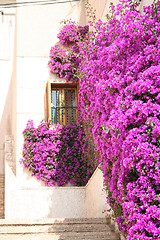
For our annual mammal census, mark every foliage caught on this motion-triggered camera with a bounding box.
[57,20,89,46]
[48,20,89,82]
[20,120,95,186]
[78,0,160,239]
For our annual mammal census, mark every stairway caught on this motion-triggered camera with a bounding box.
[0,218,120,240]
[0,174,5,219]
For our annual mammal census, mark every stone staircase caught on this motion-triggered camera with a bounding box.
[0,174,5,219]
[0,218,120,240]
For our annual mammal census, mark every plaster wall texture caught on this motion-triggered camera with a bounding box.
[86,167,109,218]
[16,0,87,57]
[0,15,15,174]
[16,57,50,180]
[0,23,10,60]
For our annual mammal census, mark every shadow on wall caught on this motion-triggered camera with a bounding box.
[0,16,17,176]
[0,75,12,175]
[17,167,86,219]
[78,0,87,26]
[60,0,87,26]
[14,166,108,220]
[0,77,16,176]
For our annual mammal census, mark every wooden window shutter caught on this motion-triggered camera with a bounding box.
[44,82,48,122]
[47,79,51,125]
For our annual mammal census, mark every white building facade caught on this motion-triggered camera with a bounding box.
[0,0,153,219]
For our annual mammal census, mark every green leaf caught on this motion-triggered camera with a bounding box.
[106,127,110,134]
[150,121,155,128]
[115,129,119,138]
[102,124,106,132]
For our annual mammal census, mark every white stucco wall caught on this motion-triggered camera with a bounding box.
[16,0,87,57]
[86,167,110,218]
[0,13,15,174]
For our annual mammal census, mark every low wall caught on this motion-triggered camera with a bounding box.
[5,166,86,219]
[86,167,110,218]
[5,185,86,219]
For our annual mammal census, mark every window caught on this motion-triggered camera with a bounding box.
[46,80,78,125]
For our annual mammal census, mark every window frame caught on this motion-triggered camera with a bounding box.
[46,79,78,126]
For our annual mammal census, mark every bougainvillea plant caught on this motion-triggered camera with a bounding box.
[20,120,96,186]
[48,20,89,82]
[57,20,89,46]
[78,0,160,239]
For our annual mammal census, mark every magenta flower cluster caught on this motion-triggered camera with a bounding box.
[20,120,94,186]
[48,21,89,82]
[57,21,89,46]
[48,43,80,82]
[78,1,160,239]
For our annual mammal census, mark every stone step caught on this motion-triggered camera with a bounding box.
[0,218,120,240]
[0,218,107,224]
[0,233,120,240]
[0,223,113,234]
